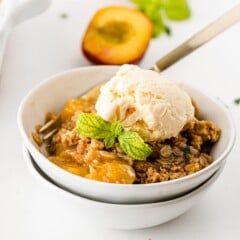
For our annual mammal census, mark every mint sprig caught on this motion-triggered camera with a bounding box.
[130,0,191,37]
[110,121,123,136]
[234,97,240,105]
[76,113,152,160]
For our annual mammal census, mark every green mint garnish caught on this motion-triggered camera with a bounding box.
[184,145,190,159]
[110,121,123,136]
[234,98,240,105]
[76,113,152,160]
[76,113,117,149]
[164,25,171,36]
[118,132,153,160]
[60,13,69,19]
[104,134,116,149]
[164,0,191,21]
[130,0,191,37]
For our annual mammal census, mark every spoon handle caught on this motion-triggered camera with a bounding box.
[151,4,240,72]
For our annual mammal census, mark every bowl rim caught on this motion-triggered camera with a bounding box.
[22,144,223,207]
[17,66,236,189]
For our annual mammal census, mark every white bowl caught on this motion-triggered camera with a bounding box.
[17,66,235,204]
[22,145,224,229]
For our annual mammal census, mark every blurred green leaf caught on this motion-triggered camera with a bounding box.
[130,0,191,37]
[163,0,191,20]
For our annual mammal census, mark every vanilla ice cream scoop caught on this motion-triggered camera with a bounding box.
[95,65,195,141]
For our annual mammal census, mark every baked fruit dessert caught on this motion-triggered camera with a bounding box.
[33,65,221,184]
[82,6,153,65]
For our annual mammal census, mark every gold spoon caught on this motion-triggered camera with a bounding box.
[38,3,240,141]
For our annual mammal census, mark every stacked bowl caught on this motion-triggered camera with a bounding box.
[18,66,235,229]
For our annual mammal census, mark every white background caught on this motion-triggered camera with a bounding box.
[0,0,240,239]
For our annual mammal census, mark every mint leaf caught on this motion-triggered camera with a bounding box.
[104,134,116,149]
[163,0,191,20]
[234,97,240,105]
[131,0,165,37]
[111,121,123,136]
[149,8,165,37]
[164,25,171,35]
[130,0,191,37]
[77,113,117,148]
[76,113,112,139]
[118,132,152,160]
[184,145,190,159]
[60,13,69,19]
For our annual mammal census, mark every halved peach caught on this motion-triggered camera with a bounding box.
[82,6,153,65]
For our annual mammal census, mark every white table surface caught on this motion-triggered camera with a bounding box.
[0,0,240,239]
